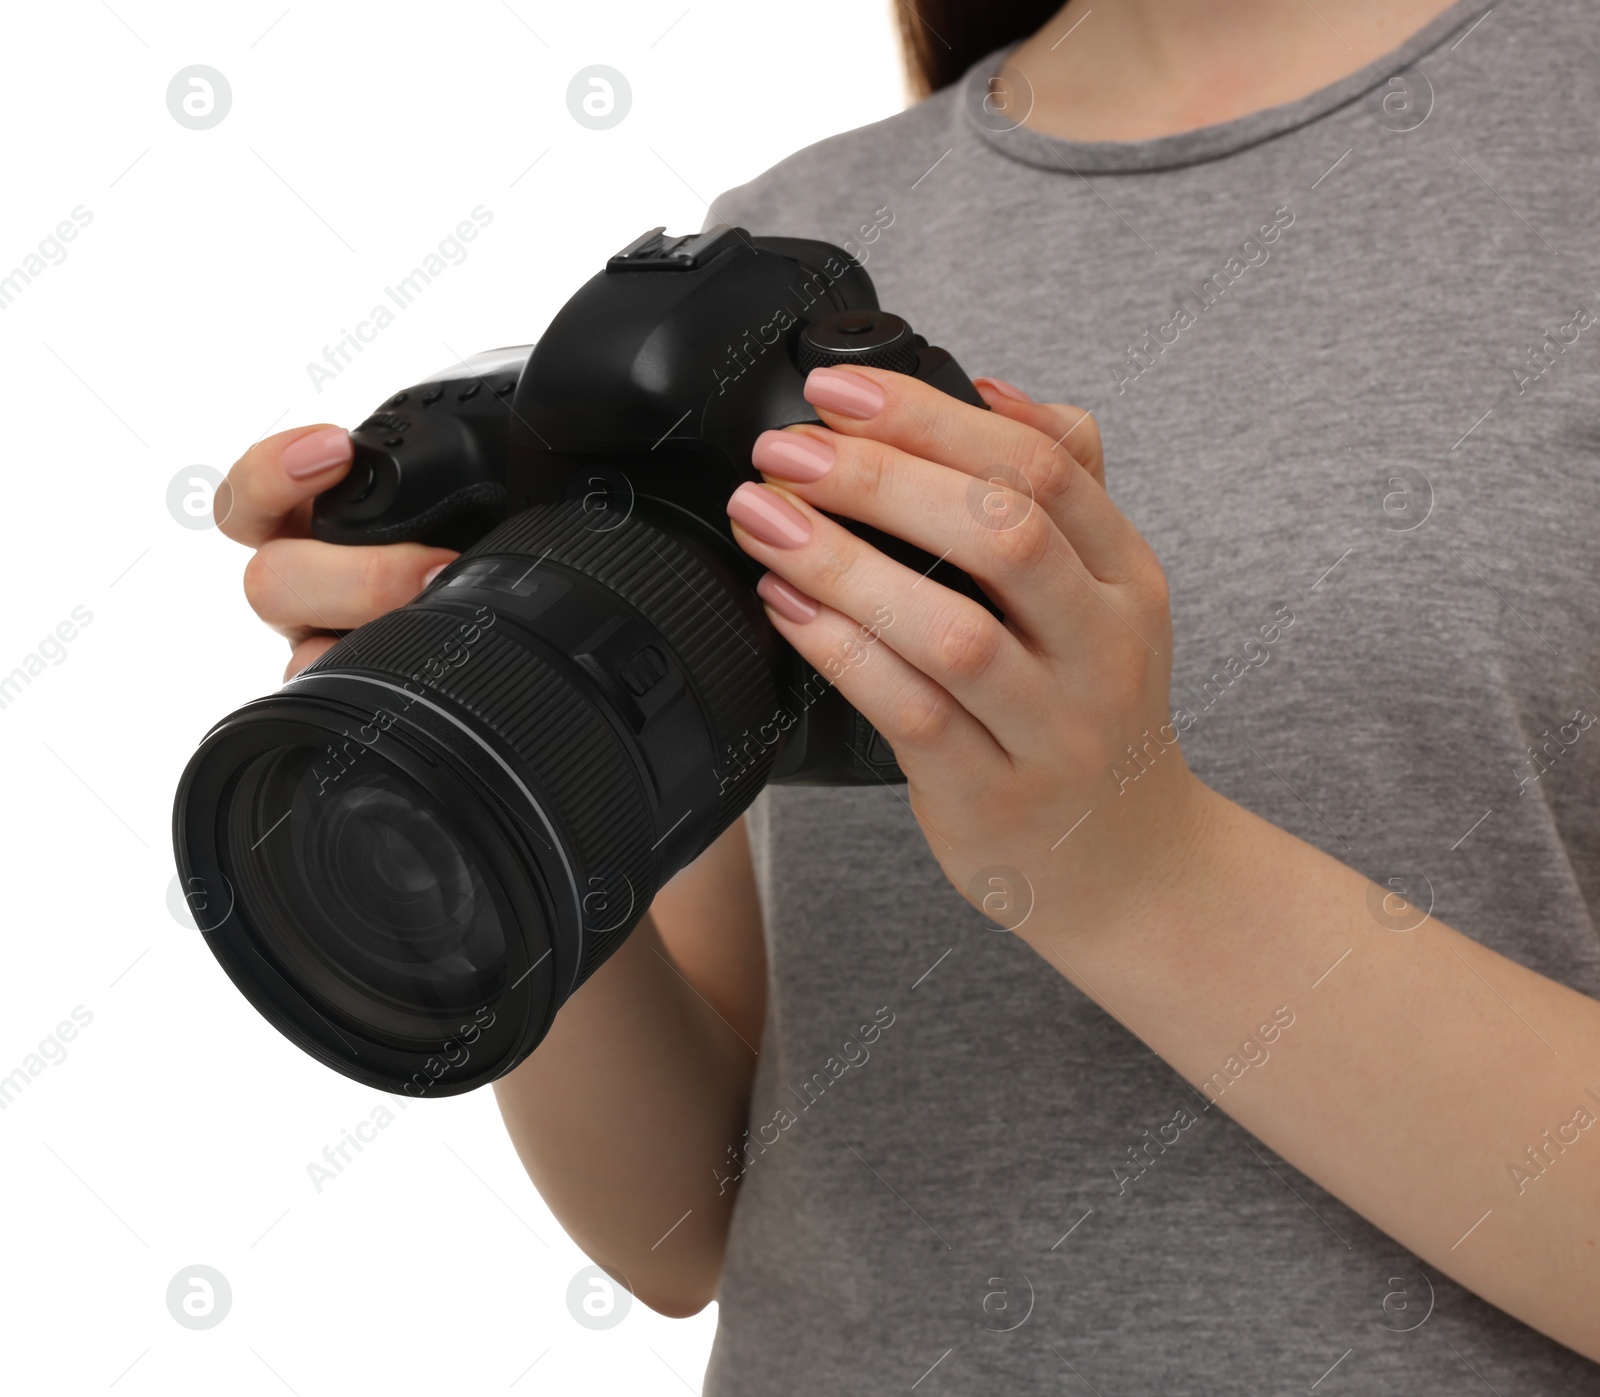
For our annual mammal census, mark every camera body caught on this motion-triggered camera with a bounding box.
[314,224,990,788]
[174,226,992,1097]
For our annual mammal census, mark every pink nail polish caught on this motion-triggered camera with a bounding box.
[283,426,351,479]
[727,481,811,548]
[757,572,819,623]
[804,367,886,419]
[753,429,835,482]
[975,376,1033,403]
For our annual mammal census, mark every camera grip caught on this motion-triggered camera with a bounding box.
[312,353,530,550]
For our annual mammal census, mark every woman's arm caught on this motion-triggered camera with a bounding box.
[1023,789,1600,1360]
[217,422,768,1317]
[722,364,1600,1361]
[492,816,765,1316]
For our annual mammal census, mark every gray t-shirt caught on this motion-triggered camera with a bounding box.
[701,2,1600,1390]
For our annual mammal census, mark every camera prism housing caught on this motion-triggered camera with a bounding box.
[173,225,990,1096]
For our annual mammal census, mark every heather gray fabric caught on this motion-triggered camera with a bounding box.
[700,2,1600,1390]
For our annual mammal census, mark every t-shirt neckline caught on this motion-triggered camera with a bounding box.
[959,0,1492,174]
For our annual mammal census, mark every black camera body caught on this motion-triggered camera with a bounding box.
[317,224,988,786]
[174,226,989,1096]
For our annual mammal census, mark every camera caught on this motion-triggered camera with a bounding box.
[173,224,990,1096]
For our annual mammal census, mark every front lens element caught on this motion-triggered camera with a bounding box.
[225,746,507,1043]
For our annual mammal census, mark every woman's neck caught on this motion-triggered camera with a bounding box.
[1008,0,1465,141]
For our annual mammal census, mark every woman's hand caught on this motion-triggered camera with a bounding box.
[727,366,1214,938]
[728,375,1600,1365]
[217,424,458,678]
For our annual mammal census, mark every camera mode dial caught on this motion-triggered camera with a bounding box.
[797,310,920,376]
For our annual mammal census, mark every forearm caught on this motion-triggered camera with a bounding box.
[1024,784,1600,1360]
[492,911,755,1315]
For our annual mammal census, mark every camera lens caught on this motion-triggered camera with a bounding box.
[174,499,782,1095]
[225,749,507,1042]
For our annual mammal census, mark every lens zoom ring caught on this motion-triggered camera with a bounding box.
[463,501,779,833]
[303,608,656,986]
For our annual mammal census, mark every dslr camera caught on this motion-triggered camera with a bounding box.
[173,225,989,1096]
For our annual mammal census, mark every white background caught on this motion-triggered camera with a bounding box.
[0,3,903,1391]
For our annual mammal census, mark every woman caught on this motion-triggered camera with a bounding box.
[222,0,1600,1389]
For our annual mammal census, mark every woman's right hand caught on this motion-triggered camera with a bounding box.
[217,424,460,679]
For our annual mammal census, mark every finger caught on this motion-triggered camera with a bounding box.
[285,633,339,681]
[729,482,1049,755]
[751,573,1000,795]
[748,430,1109,660]
[218,424,352,547]
[243,538,457,638]
[971,378,1104,489]
[801,366,1140,582]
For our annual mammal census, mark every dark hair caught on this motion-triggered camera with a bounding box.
[894,0,1066,98]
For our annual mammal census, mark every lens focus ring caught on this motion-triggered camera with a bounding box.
[462,501,781,838]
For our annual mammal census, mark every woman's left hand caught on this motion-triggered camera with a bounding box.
[728,373,1600,1367]
[726,364,1215,939]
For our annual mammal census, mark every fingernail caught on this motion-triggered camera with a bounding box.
[753,428,835,482]
[804,367,886,419]
[757,572,819,623]
[283,426,351,479]
[422,563,449,588]
[727,481,811,548]
[974,376,1033,403]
